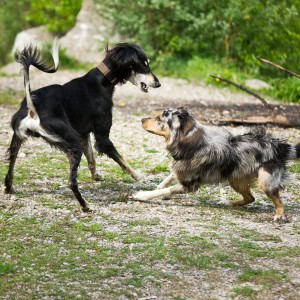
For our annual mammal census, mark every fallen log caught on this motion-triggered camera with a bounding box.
[210,74,300,127]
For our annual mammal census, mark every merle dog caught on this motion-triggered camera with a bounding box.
[4,39,160,211]
[134,107,300,221]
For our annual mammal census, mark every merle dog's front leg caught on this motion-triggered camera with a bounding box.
[133,183,187,201]
[94,134,143,181]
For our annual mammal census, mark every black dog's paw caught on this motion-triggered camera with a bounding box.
[92,172,104,181]
[81,206,94,213]
[3,185,15,194]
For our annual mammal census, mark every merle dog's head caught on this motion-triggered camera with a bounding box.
[104,43,160,92]
[141,107,197,141]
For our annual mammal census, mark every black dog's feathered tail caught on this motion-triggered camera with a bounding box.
[295,143,300,159]
[15,38,60,114]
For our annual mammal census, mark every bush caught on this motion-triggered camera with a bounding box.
[0,0,82,67]
[0,0,31,65]
[26,0,82,34]
[96,0,300,75]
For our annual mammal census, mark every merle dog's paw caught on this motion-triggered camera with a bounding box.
[133,191,152,201]
[274,214,286,223]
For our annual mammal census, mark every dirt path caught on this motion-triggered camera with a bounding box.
[1,70,300,300]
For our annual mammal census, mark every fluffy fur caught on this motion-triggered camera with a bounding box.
[4,40,160,211]
[134,107,300,221]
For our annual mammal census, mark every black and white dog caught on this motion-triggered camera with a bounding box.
[4,39,160,211]
[134,107,300,221]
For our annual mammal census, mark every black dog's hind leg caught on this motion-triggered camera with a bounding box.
[94,132,143,181]
[42,119,90,211]
[80,135,104,181]
[66,150,91,212]
[4,133,23,194]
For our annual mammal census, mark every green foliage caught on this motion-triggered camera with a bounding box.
[43,43,88,70]
[156,55,300,103]
[26,0,82,34]
[0,0,82,67]
[96,0,300,74]
[265,77,300,102]
[0,0,31,65]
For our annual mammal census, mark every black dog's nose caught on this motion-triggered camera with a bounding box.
[155,81,161,88]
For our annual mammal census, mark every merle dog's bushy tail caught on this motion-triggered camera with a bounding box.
[15,38,60,113]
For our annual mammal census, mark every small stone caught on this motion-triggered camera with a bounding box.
[245,79,272,90]
[18,152,26,158]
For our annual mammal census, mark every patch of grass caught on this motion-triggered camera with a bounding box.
[289,161,300,173]
[234,239,268,258]
[239,229,282,243]
[39,197,66,209]
[231,286,257,299]
[102,164,135,183]
[73,223,102,232]
[149,164,169,174]
[238,268,289,287]
[0,262,14,275]
[0,89,23,105]
[167,236,218,269]
[144,149,160,154]
[126,218,161,227]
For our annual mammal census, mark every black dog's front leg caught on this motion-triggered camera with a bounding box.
[94,134,143,181]
[80,135,104,181]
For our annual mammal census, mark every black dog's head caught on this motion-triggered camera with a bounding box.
[104,43,161,92]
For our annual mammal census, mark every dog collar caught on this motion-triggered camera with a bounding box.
[97,61,118,85]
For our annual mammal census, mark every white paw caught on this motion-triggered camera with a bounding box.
[274,214,286,222]
[93,171,104,181]
[157,183,165,189]
[133,172,147,182]
[133,191,152,201]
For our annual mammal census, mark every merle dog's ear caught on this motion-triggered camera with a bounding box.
[177,108,195,135]
[181,118,195,135]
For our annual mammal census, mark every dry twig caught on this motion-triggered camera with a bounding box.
[258,58,300,79]
[210,75,277,120]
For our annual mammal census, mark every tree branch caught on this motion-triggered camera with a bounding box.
[257,58,300,79]
[210,75,276,120]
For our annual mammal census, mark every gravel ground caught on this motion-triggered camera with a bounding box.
[1,69,300,299]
